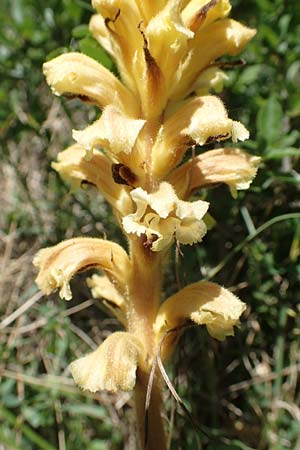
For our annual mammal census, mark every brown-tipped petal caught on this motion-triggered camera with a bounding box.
[169,147,261,198]
[152,96,249,178]
[89,14,115,57]
[51,144,133,215]
[182,0,231,32]
[91,0,144,94]
[171,19,256,100]
[72,105,145,157]
[33,238,131,300]
[154,281,246,344]
[70,332,146,392]
[132,26,167,119]
[43,52,138,116]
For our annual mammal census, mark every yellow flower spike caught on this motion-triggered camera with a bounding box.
[70,332,146,393]
[182,0,231,32]
[146,0,194,92]
[152,96,249,179]
[169,147,261,199]
[122,182,209,251]
[52,144,133,216]
[154,281,246,349]
[33,238,131,300]
[171,19,256,100]
[43,52,139,116]
[72,105,146,159]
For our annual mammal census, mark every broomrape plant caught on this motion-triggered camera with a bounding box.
[34,0,260,448]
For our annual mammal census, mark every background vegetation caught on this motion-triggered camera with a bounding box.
[1,0,300,449]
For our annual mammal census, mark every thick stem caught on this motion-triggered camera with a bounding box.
[127,236,167,449]
[127,236,163,352]
[134,370,167,450]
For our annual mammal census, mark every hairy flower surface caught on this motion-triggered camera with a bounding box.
[33,238,131,300]
[70,332,146,392]
[169,147,261,198]
[154,281,246,342]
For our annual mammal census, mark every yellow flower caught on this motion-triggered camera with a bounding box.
[169,147,261,198]
[88,0,255,115]
[72,105,145,159]
[122,182,209,251]
[33,238,131,301]
[52,144,133,216]
[154,281,246,358]
[43,52,139,116]
[152,95,249,178]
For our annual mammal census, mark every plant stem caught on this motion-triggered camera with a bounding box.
[127,236,167,449]
[127,236,163,351]
[134,371,167,450]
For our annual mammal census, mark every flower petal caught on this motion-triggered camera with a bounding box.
[70,332,145,392]
[87,274,125,308]
[91,0,144,95]
[152,96,249,178]
[43,52,138,116]
[192,66,228,95]
[135,0,166,23]
[154,281,246,343]
[146,0,194,92]
[169,147,261,198]
[122,182,209,251]
[89,14,115,57]
[51,144,133,215]
[87,274,127,325]
[33,238,131,300]
[182,0,231,32]
[73,105,145,157]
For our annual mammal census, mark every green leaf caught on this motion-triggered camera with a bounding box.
[72,24,89,39]
[265,147,300,160]
[256,95,283,146]
[78,37,114,70]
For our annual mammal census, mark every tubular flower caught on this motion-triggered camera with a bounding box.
[154,281,246,341]
[43,52,139,116]
[51,144,133,216]
[33,238,131,300]
[152,95,249,178]
[37,1,257,447]
[169,147,261,198]
[122,182,209,251]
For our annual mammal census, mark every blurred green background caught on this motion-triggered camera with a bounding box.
[1,0,300,449]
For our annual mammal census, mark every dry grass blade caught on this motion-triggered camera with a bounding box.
[0,291,43,330]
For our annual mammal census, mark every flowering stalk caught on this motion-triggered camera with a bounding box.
[35,1,259,448]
